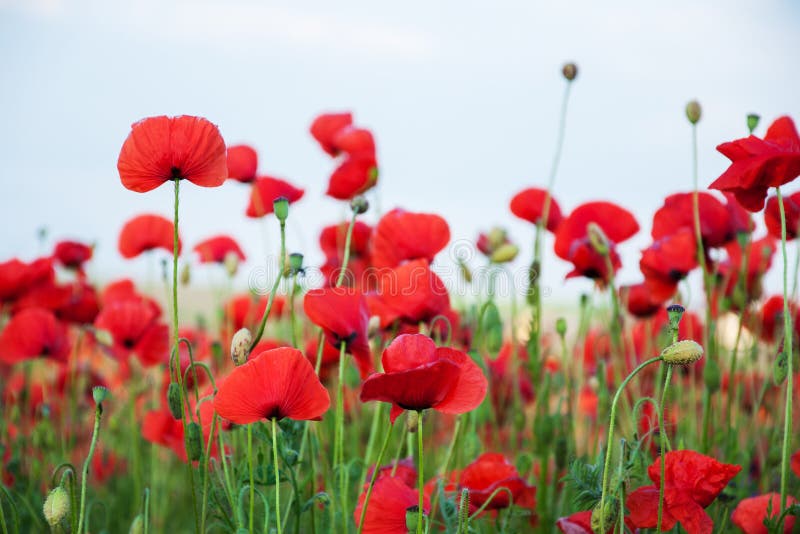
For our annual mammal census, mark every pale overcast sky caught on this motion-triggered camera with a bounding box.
[1,1,798,304]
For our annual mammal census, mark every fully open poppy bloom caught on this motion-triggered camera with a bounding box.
[360,334,487,423]
[0,307,70,364]
[310,112,353,157]
[245,176,305,218]
[652,192,736,248]
[354,475,430,534]
[117,115,227,193]
[626,450,741,534]
[639,228,699,301]
[459,453,536,512]
[554,201,639,284]
[303,288,373,378]
[53,240,93,270]
[367,259,450,329]
[118,214,180,258]
[731,493,796,534]
[193,235,246,264]
[214,347,330,424]
[764,192,800,240]
[94,300,169,367]
[226,144,258,183]
[370,209,450,268]
[710,116,800,211]
[509,187,564,232]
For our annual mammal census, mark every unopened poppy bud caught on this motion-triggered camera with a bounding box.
[703,357,721,392]
[43,486,69,526]
[666,303,685,334]
[406,410,420,433]
[283,448,299,467]
[405,506,423,532]
[747,113,760,134]
[562,62,578,81]
[556,317,568,338]
[224,250,239,277]
[273,197,289,222]
[92,386,109,405]
[367,315,381,338]
[186,421,202,461]
[457,257,473,283]
[129,514,144,534]
[167,382,183,420]
[487,227,507,251]
[350,195,369,215]
[490,243,519,264]
[591,497,618,533]
[660,339,703,365]
[231,328,252,366]
[288,253,304,275]
[773,351,788,385]
[180,262,191,285]
[685,100,702,124]
[94,328,114,347]
[586,222,609,255]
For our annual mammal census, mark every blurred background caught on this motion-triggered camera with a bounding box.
[1,0,799,304]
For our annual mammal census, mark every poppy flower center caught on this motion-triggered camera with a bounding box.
[122,338,136,349]
[170,166,183,179]
[583,268,602,279]
[668,269,684,281]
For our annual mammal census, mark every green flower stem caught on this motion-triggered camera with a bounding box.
[429,416,462,521]
[271,418,282,534]
[249,217,286,351]
[335,210,359,288]
[335,341,349,534]
[247,424,255,534]
[76,401,102,534]
[356,418,395,534]
[776,186,795,522]
[599,356,663,532]
[656,364,674,534]
[416,412,424,534]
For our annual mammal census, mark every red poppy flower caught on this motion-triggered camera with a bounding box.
[371,209,450,268]
[621,282,662,318]
[0,307,70,364]
[319,220,372,286]
[94,300,169,367]
[118,214,180,258]
[101,278,162,318]
[791,450,800,477]
[556,511,594,534]
[554,201,639,284]
[226,144,258,183]
[327,153,379,200]
[354,475,430,534]
[509,188,564,232]
[0,258,54,303]
[365,458,418,489]
[55,281,100,324]
[53,240,93,270]
[577,384,598,419]
[246,176,305,218]
[223,293,284,332]
[193,235,246,264]
[459,452,536,512]
[764,192,800,240]
[724,192,755,234]
[214,347,330,424]
[303,288,373,378]
[652,192,735,248]
[310,112,353,157]
[758,295,799,343]
[117,115,227,193]
[626,450,741,534]
[367,259,450,329]
[715,236,776,309]
[710,116,800,211]
[142,408,188,462]
[487,343,534,424]
[731,493,796,534]
[360,334,487,423]
[640,228,699,302]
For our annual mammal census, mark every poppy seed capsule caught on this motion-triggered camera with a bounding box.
[350,195,369,214]
[231,328,252,366]
[490,243,519,263]
[562,62,578,81]
[685,100,702,124]
[43,486,70,526]
[661,339,703,365]
[556,317,567,337]
[273,196,289,222]
[92,386,109,405]
[224,250,239,277]
[288,253,304,275]
[747,113,760,134]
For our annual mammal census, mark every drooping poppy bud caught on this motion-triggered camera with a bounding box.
[167,383,183,420]
[350,195,369,215]
[43,487,70,527]
[185,421,202,461]
[230,328,252,366]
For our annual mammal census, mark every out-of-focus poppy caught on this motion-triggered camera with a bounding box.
[710,116,800,211]
[327,153,378,200]
[764,192,800,240]
[193,235,246,264]
[652,192,735,248]
[640,228,699,302]
[53,240,93,270]
[459,452,537,512]
[510,188,564,232]
[621,282,662,318]
[360,334,487,423]
[757,295,799,344]
[730,493,796,534]
[367,259,450,329]
[319,221,372,287]
[246,176,305,218]
[310,112,353,157]
[715,236,776,309]
[0,307,70,364]
[0,258,54,303]
[354,475,430,534]
[94,300,169,367]
[223,293,284,332]
[370,209,450,268]
[118,214,180,258]
[117,115,227,193]
[226,144,258,183]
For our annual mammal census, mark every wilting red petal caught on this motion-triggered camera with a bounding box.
[731,493,796,534]
[0,308,70,364]
[118,214,180,258]
[214,347,330,424]
[310,112,353,157]
[510,188,563,232]
[193,235,246,263]
[360,360,460,418]
[117,115,227,193]
[246,176,305,218]
[226,144,258,183]
[371,209,450,268]
[354,475,429,534]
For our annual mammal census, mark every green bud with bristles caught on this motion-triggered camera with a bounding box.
[43,486,70,527]
[167,383,183,420]
[556,317,568,338]
[685,100,702,124]
[591,497,618,533]
[661,339,703,366]
[186,421,202,461]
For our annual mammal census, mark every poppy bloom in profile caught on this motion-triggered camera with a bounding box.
[639,228,699,301]
[53,240,93,270]
[716,236,776,309]
[0,307,70,364]
[621,282,661,318]
[757,295,799,343]
[303,288,373,378]
[246,176,305,218]
[626,450,741,534]
[360,334,487,423]
[117,115,227,193]
[509,187,564,232]
[94,300,170,367]
[214,347,330,424]
[554,201,639,284]
[370,209,450,268]
[731,493,796,534]
[710,116,800,211]
[459,453,536,512]
[327,153,379,200]
[354,475,430,534]
[226,144,258,183]
[764,192,800,240]
[118,214,180,258]
[193,235,246,264]
[310,112,353,157]
[319,221,372,287]
[652,192,735,248]
[367,259,450,329]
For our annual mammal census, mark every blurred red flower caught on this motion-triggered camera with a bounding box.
[94,300,169,367]
[764,192,800,240]
[118,214,180,258]
[193,235,246,264]
[0,307,70,364]
[640,228,699,302]
[652,192,735,248]
[226,144,259,183]
[371,209,450,268]
[53,240,93,270]
[459,452,536,512]
[354,475,429,534]
[246,176,305,218]
[731,493,796,534]
[509,187,564,232]
[310,112,353,157]
[367,259,450,329]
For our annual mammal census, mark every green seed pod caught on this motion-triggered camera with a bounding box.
[186,421,203,462]
[43,486,70,527]
[490,243,519,264]
[92,386,109,405]
[665,303,685,334]
[591,497,618,534]
[685,100,702,124]
[555,317,568,338]
[167,382,183,420]
[562,62,578,81]
[288,253,304,275]
[273,197,289,222]
[660,339,703,366]
[746,113,760,134]
[350,195,369,215]
[773,351,788,385]
[703,356,721,393]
